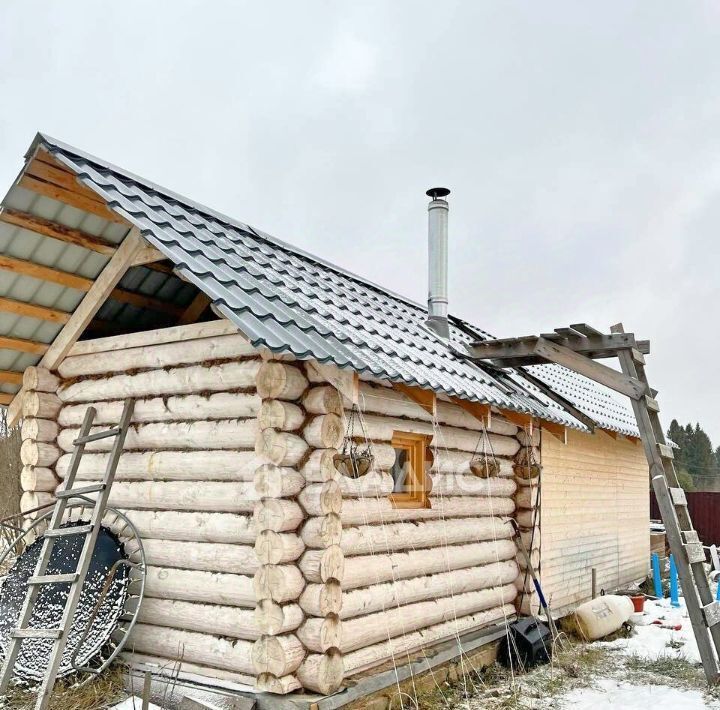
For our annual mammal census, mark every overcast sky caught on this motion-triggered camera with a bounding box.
[1,2,719,443]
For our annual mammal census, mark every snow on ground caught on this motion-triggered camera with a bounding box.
[111,698,163,710]
[597,597,700,662]
[562,677,720,710]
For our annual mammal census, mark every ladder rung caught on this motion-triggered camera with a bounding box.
[704,602,720,628]
[28,573,79,586]
[645,396,660,413]
[658,443,675,460]
[12,628,62,640]
[685,542,707,564]
[682,530,700,544]
[669,487,687,506]
[73,428,120,445]
[55,483,106,499]
[45,524,93,538]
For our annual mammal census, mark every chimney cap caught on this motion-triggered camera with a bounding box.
[426,187,450,199]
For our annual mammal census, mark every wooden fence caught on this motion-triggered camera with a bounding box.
[651,491,720,546]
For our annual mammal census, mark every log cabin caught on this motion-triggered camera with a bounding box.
[0,134,649,700]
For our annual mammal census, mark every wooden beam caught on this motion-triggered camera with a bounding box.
[0,254,181,316]
[0,296,70,324]
[0,254,93,290]
[308,362,359,405]
[0,209,117,255]
[131,246,166,267]
[499,408,534,433]
[470,332,648,361]
[603,429,620,440]
[394,383,437,417]
[0,335,48,355]
[18,173,122,223]
[0,370,23,386]
[107,289,183,317]
[6,228,145,427]
[450,397,491,427]
[533,337,647,400]
[39,228,144,370]
[178,292,212,325]
[540,421,566,443]
[0,393,14,406]
[29,151,106,198]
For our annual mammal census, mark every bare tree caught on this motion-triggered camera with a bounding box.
[0,408,22,523]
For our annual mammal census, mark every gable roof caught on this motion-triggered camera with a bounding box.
[0,133,639,436]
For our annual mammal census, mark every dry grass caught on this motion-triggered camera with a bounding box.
[1,666,127,710]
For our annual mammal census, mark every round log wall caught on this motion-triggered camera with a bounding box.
[49,324,266,686]
[304,378,521,682]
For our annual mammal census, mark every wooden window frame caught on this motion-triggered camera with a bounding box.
[389,431,432,509]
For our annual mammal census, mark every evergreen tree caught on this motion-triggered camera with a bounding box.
[667,420,720,490]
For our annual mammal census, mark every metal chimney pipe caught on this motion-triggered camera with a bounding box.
[425,187,451,339]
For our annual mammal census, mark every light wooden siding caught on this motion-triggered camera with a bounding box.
[540,428,649,616]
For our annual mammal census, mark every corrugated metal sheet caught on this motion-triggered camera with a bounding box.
[2,133,641,435]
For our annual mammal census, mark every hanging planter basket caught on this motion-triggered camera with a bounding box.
[334,405,374,479]
[470,458,501,478]
[469,420,500,478]
[513,462,542,480]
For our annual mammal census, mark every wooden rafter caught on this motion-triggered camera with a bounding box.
[0,394,14,406]
[0,254,93,290]
[450,397,491,427]
[499,408,534,433]
[394,383,437,416]
[0,335,48,355]
[540,420,567,443]
[533,338,646,400]
[179,292,212,325]
[19,174,122,223]
[0,370,23,385]
[308,362,359,405]
[0,209,117,255]
[0,254,181,316]
[7,228,146,425]
[469,332,649,363]
[0,296,70,324]
[0,209,172,276]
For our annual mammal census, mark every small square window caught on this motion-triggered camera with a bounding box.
[389,431,432,508]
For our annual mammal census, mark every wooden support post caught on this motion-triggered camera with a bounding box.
[6,228,144,427]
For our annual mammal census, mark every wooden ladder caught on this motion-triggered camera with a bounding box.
[0,398,135,710]
[467,323,720,683]
[610,324,720,683]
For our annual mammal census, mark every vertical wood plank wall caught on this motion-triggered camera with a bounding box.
[540,429,649,616]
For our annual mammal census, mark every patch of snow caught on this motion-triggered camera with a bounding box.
[562,677,719,709]
[596,597,701,663]
[111,697,163,710]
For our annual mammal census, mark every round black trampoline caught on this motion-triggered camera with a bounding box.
[0,522,130,681]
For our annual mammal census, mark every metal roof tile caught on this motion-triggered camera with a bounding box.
[29,137,642,435]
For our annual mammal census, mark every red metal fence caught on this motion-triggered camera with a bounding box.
[651,491,720,546]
